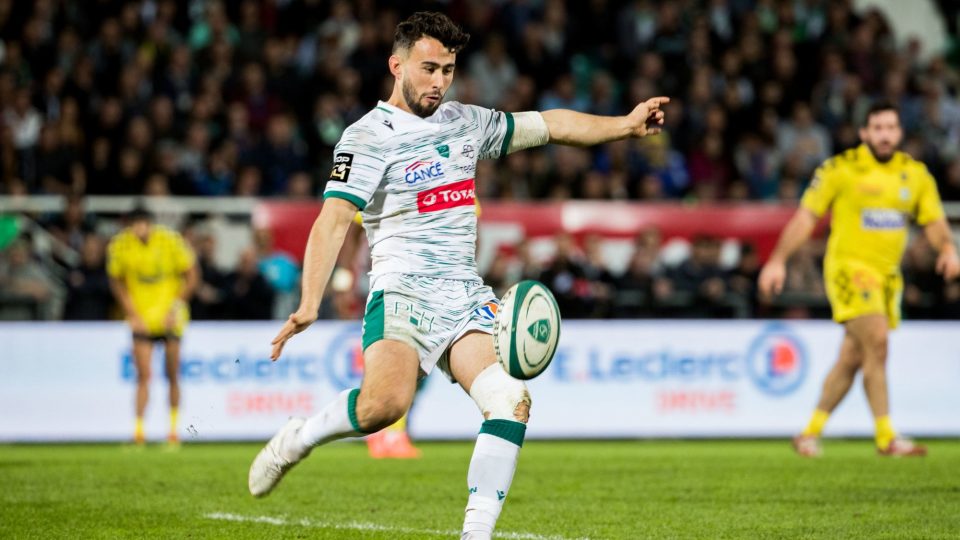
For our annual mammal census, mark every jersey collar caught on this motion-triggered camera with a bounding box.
[857,143,901,168]
[377,100,442,123]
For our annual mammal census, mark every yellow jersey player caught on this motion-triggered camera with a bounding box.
[759,102,960,457]
[107,206,198,446]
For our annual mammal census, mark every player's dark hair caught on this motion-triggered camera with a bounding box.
[862,101,899,126]
[393,12,470,55]
[126,203,152,223]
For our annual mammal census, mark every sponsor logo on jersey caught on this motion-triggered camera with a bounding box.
[474,300,499,321]
[417,179,476,213]
[404,160,445,184]
[462,144,475,159]
[329,153,353,182]
[861,209,906,230]
[436,144,450,158]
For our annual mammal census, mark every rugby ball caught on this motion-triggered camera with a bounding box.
[493,280,561,380]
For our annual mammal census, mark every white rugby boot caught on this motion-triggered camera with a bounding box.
[248,417,310,497]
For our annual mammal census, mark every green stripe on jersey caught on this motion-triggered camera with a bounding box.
[376,106,393,114]
[499,112,515,158]
[324,191,367,211]
[480,419,526,447]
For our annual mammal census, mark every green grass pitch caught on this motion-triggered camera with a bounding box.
[2,440,958,539]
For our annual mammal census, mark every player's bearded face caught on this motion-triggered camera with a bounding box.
[402,75,445,117]
[861,111,902,163]
[397,38,456,118]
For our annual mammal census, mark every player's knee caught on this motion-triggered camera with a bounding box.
[469,364,532,424]
[863,332,888,361]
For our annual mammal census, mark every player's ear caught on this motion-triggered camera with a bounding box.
[388,54,403,78]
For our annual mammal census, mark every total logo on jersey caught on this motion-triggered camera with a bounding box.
[404,160,445,184]
[417,179,476,213]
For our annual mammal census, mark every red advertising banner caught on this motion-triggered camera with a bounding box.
[253,201,807,263]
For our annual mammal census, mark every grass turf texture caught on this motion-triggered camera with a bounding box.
[2,440,958,539]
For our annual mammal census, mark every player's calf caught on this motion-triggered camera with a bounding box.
[354,391,411,433]
[462,364,532,539]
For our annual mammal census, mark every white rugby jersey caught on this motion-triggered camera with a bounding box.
[323,100,514,280]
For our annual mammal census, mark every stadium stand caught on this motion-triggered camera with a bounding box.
[2,0,960,320]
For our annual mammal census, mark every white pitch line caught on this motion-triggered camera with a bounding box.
[204,511,589,540]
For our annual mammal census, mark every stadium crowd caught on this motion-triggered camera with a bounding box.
[2,0,960,320]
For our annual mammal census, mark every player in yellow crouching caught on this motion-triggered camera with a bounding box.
[108,207,198,446]
[760,102,960,457]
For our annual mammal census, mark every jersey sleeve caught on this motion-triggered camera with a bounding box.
[106,236,125,279]
[322,125,386,211]
[169,231,196,273]
[915,165,946,225]
[800,161,843,217]
[468,104,515,160]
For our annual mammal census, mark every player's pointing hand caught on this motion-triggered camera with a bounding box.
[270,308,318,361]
[626,96,670,138]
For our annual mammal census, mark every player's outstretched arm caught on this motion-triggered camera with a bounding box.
[541,96,669,147]
[923,218,960,281]
[758,208,819,298]
[270,197,358,360]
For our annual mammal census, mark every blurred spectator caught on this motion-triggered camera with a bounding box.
[727,244,761,317]
[613,245,658,318]
[223,247,274,320]
[0,239,64,320]
[469,34,517,109]
[581,234,616,318]
[256,113,307,195]
[189,228,227,320]
[253,227,300,319]
[46,195,95,255]
[63,234,112,320]
[537,233,590,318]
[664,235,732,317]
[776,102,832,179]
[734,133,782,200]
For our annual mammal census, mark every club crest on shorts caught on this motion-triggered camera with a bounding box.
[474,300,499,321]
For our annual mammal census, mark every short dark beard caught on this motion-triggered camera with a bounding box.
[402,77,442,117]
[866,141,895,163]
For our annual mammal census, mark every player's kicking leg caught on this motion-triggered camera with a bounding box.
[449,332,531,540]
[793,331,863,457]
[847,315,926,457]
[248,339,420,497]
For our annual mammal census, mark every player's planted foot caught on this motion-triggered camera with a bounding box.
[249,417,310,497]
[384,431,421,459]
[792,434,822,457]
[163,433,181,452]
[878,437,927,457]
